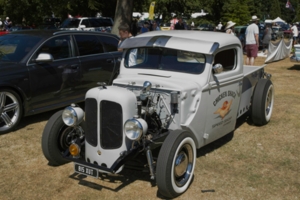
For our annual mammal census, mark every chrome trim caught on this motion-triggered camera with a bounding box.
[209,42,220,54]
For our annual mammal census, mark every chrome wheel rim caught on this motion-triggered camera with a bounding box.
[0,92,20,132]
[265,85,274,118]
[173,143,194,187]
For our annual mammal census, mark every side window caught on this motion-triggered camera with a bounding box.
[36,35,72,60]
[81,19,90,27]
[98,36,118,52]
[74,35,104,56]
[90,19,100,27]
[214,49,236,71]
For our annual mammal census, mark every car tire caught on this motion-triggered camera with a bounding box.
[156,130,196,199]
[0,89,23,134]
[251,79,274,126]
[41,110,85,166]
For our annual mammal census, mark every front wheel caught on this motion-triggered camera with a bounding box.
[251,79,274,125]
[156,130,196,199]
[41,110,85,166]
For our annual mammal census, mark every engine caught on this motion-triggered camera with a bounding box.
[125,81,180,141]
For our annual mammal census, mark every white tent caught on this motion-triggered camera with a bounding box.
[273,17,285,23]
[265,19,273,24]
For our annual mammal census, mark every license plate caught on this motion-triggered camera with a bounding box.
[74,163,98,178]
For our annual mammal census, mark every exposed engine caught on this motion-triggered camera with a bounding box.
[129,81,180,142]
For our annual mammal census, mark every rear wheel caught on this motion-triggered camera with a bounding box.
[41,110,85,166]
[0,89,23,134]
[156,130,196,199]
[251,79,274,125]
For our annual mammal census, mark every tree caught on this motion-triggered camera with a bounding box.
[269,0,281,19]
[222,0,251,25]
[111,0,134,35]
[293,0,300,22]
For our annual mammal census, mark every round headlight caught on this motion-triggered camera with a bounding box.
[62,106,84,126]
[124,118,147,141]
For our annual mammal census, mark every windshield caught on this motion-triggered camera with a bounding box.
[124,47,206,74]
[0,34,42,62]
[60,18,81,28]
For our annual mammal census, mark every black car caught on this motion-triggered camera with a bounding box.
[9,26,33,31]
[0,30,121,134]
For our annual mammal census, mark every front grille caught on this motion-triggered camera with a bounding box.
[85,98,98,147]
[100,100,123,149]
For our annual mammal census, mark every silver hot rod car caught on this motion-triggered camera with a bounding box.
[42,31,274,198]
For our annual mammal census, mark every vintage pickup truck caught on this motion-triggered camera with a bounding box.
[41,31,274,198]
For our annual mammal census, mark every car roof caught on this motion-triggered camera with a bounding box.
[119,30,241,55]
[7,29,119,38]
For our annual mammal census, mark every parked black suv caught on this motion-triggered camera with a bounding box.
[0,30,121,134]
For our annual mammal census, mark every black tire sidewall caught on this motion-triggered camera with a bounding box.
[41,110,70,166]
[156,130,196,198]
[251,79,273,125]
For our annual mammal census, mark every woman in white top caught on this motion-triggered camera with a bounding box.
[225,21,236,35]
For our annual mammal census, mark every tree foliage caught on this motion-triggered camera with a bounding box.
[222,0,251,25]
[0,0,300,28]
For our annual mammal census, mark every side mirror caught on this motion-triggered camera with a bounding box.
[212,63,223,74]
[34,53,54,63]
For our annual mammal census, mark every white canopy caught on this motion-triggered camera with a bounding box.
[273,17,285,23]
[265,19,273,24]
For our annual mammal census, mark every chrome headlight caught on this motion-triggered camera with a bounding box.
[124,118,148,141]
[62,106,84,126]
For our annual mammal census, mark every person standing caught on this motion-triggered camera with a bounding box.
[0,18,2,30]
[117,24,137,66]
[118,24,133,52]
[245,15,259,65]
[152,21,160,31]
[262,24,272,53]
[191,21,195,28]
[225,21,236,35]
[131,19,138,36]
[140,21,149,33]
[217,22,222,30]
[4,17,12,31]
[174,17,186,30]
[291,22,299,47]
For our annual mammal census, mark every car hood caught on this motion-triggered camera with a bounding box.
[113,75,201,93]
[0,61,18,69]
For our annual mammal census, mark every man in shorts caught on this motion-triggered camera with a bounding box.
[245,15,259,65]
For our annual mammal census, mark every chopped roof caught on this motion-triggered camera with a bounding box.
[120,30,241,54]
